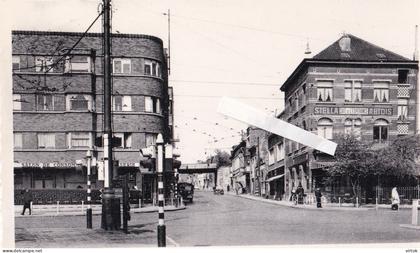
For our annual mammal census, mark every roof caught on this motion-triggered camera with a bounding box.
[313,34,410,62]
[280,34,418,92]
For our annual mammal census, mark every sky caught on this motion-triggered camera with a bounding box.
[2,0,420,163]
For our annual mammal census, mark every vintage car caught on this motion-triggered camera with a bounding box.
[178,182,194,203]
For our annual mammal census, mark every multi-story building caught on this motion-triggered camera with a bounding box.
[12,31,173,202]
[230,140,247,193]
[280,34,418,200]
[266,131,285,200]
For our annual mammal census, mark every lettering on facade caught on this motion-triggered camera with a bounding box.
[314,107,392,116]
[21,162,76,168]
[118,162,137,167]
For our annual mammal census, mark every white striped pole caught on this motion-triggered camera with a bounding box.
[174,166,178,207]
[86,150,92,229]
[156,134,166,247]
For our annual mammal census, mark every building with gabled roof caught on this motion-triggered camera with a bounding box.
[279,33,418,203]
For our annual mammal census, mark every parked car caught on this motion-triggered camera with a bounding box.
[178,182,194,203]
[213,186,224,195]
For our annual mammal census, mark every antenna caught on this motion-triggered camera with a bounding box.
[414,25,419,61]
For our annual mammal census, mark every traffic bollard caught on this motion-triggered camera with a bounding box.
[339,197,341,207]
[56,201,60,215]
[412,199,418,226]
[81,201,84,213]
[356,197,359,208]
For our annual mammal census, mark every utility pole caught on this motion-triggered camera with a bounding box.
[156,134,166,247]
[163,9,171,75]
[101,0,119,230]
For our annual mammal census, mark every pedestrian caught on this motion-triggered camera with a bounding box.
[21,188,33,215]
[391,187,400,210]
[296,183,304,204]
[290,186,296,202]
[315,187,322,208]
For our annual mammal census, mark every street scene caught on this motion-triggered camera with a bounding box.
[2,0,420,251]
[14,191,420,247]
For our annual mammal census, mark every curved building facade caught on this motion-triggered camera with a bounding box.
[12,31,172,200]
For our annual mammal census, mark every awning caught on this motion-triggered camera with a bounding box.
[266,174,284,182]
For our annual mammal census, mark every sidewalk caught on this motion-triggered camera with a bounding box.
[228,192,414,211]
[15,203,186,217]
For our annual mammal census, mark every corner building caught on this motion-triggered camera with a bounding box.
[12,31,172,202]
[280,34,418,201]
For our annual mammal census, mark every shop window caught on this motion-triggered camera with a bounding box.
[269,148,275,165]
[113,95,132,111]
[373,119,388,143]
[317,118,333,139]
[38,133,55,149]
[344,80,362,102]
[316,80,333,102]
[113,58,131,74]
[373,81,389,103]
[68,132,91,148]
[398,98,408,120]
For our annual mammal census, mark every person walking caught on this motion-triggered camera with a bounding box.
[391,187,400,210]
[315,187,322,208]
[21,189,33,215]
[296,183,304,204]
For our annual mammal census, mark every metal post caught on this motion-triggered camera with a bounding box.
[101,0,118,230]
[86,150,92,229]
[174,166,178,207]
[122,173,129,234]
[339,197,341,207]
[56,201,60,215]
[157,134,166,247]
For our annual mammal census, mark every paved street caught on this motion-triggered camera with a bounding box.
[15,190,420,247]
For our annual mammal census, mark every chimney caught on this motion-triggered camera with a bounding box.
[339,34,351,52]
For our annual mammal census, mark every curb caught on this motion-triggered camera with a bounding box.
[233,193,372,211]
[15,205,186,217]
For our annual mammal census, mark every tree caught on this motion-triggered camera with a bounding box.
[325,133,376,197]
[375,135,420,180]
[207,149,231,167]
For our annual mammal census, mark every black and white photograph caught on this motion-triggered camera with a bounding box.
[1,0,420,251]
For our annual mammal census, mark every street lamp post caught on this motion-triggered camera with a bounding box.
[86,150,92,229]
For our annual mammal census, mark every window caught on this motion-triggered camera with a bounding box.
[317,118,333,139]
[144,59,161,77]
[317,80,333,102]
[276,143,284,161]
[398,98,408,121]
[269,148,275,165]
[344,80,362,102]
[38,133,55,149]
[66,94,92,111]
[144,96,161,114]
[65,55,91,73]
[373,81,389,103]
[145,133,157,147]
[344,118,362,139]
[14,133,23,149]
[36,94,55,111]
[113,133,132,148]
[113,58,131,74]
[35,56,54,72]
[113,95,132,111]
[68,132,91,148]
[13,56,20,71]
[13,94,22,110]
[398,70,409,84]
[373,119,388,142]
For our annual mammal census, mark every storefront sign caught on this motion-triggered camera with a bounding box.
[20,162,76,168]
[314,107,392,116]
[118,162,139,167]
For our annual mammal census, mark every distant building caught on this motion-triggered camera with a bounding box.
[280,34,418,201]
[12,31,173,202]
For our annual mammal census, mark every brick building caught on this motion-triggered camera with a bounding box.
[12,31,173,202]
[280,34,418,201]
